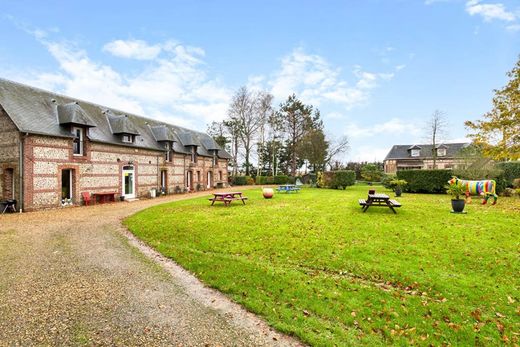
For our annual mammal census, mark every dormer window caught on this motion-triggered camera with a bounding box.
[122,134,134,143]
[411,149,420,157]
[72,127,84,156]
[437,148,446,156]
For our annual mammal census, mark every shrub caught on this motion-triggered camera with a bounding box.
[361,163,384,182]
[330,170,356,189]
[246,177,255,185]
[496,161,520,187]
[397,169,452,193]
[231,176,248,186]
[381,174,396,189]
[446,183,466,200]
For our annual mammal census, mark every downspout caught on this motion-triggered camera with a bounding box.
[183,154,186,190]
[157,153,160,193]
[18,133,27,213]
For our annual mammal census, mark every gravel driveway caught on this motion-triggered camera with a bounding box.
[0,191,302,346]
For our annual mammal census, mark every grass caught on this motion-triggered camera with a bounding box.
[124,185,519,346]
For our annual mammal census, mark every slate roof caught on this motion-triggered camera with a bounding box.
[57,102,97,127]
[0,78,231,159]
[384,143,470,160]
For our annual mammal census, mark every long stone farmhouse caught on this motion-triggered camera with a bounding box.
[383,142,470,174]
[0,78,230,212]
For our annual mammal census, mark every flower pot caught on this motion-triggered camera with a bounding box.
[262,188,274,199]
[120,196,125,201]
[395,186,402,197]
[451,199,465,213]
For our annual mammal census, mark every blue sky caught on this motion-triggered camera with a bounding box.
[1,0,519,162]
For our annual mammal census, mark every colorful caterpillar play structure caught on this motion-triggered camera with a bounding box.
[448,177,498,205]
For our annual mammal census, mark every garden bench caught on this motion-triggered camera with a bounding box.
[388,199,402,207]
[359,193,401,214]
[209,192,248,206]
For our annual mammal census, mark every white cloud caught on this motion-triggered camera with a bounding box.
[12,34,233,129]
[348,145,392,162]
[103,39,162,60]
[265,48,397,111]
[344,118,422,139]
[506,23,520,31]
[465,0,516,22]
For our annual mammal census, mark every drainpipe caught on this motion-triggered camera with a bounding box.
[183,154,186,190]
[18,133,27,213]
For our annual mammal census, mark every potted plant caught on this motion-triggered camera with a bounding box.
[446,183,466,213]
[390,179,407,197]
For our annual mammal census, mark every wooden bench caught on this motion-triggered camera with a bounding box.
[358,199,367,206]
[209,192,248,206]
[388,199,402,207]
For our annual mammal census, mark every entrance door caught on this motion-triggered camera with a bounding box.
[160,170,167,193]
[122,165,135,198]
[207,171,212,189]
[186,171,192,190]
[61,169,72,201]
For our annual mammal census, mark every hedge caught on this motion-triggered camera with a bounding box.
[397,169,452,193]
[231,176,249,185]
[496,161,520,187]
[255,175,294,185]
[274,175,290,184]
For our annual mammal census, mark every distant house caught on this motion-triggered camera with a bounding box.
[0,78,231,211]
[383,142,470,174]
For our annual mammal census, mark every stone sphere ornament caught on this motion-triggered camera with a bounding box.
[262,188,274,199]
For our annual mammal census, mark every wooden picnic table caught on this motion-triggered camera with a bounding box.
[358,193,401,214]
[93,192,116,204]
[209,192,248,207]
[276,184,301,193]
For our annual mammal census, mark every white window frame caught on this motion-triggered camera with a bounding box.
[122,134,133,143]
[437,148,447,157]
[72,127,84,156]
[411,149,420,157]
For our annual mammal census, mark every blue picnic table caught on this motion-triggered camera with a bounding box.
[276,184,301,193]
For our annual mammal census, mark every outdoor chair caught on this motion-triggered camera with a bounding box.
[2,199,17,214]
[81,192,91,206]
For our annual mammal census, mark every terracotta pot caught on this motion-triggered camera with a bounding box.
[262,188,274,199]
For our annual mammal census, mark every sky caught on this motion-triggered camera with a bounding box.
[0,0,519,162]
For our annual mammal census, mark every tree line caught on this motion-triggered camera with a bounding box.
[207,87,349,177]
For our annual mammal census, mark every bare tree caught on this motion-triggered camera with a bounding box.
[255,91,273,176]
[228,86,264,176]
[206,121,229,149]
[325,135,349,169]
[425,110,448,169]
[223,118,241,176]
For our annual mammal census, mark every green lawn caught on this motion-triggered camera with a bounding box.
[125,185,519,346]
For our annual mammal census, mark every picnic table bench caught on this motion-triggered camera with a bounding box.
[359,193,401,214]
[276,184,300,193]
[209,192,248,206]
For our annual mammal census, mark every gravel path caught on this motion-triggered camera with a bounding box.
[0,191,303,346]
